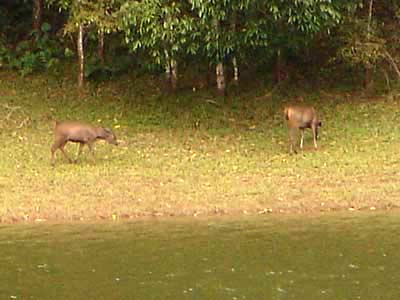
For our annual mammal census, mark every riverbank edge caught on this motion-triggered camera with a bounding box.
[1,202,398,224]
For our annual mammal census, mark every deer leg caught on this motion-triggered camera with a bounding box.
[50,143,58,166]
[312,125,318,149]
[75,142,85,163]
[51,139,72,165]
[59,142,72,163]
[300,129,305,149]
[289,128,297,154]
[87,142,95,160]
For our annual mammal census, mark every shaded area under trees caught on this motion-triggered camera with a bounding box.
[1,0,400,93]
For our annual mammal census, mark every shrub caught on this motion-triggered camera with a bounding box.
[5,23,61,76]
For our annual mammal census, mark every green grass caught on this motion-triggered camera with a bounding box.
[1,70,400,222]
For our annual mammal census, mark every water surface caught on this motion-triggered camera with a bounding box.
[1,212,400,299]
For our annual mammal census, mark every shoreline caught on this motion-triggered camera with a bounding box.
[1,203,397,224]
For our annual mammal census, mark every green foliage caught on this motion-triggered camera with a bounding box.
[118,0,356,69]
[2,0,398,87]
[85,59,114,81]
[189,0,253,63]
[338,15,385,68]
[85,55,134,81]
[57,0,121,34]
[0,35,9,68]
[120,0,198,66]
[257,0,359,54]
[5,23,61,76]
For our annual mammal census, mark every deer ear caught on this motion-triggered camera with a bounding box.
[104,128,112,133]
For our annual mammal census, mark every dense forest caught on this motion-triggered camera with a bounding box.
[0,0,399,94]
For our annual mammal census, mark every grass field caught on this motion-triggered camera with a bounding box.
[1,70,400,222]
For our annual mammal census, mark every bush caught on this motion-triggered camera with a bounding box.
[4,23,61,76]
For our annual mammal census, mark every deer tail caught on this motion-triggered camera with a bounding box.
[283,106,290,120]
[53,120,60,130]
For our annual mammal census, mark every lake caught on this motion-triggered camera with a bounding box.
[1,212,400,299]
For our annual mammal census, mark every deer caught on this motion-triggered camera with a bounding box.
[51,120,118,165]
[284,105,322,154]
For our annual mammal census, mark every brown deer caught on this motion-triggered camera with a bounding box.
[51,121,118,165]
[284,105,321,154]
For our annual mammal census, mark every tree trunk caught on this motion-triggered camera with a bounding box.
[164,51,172,92]
[232,56,239,85]
[216,62,226,95]
[275,48,284,83]
[213,16,225,95]
[364,0,374,89]
[77,24,85,89]
[231,11,239,86]
[98,30,105,65]
[165,63,171,91]
[32,0,43,31]
[383,49,400,80]
[170,58,178,92]
[363,67,372,89]
[164,50,178,93]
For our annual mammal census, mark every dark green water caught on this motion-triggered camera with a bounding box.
[1,212,400,299]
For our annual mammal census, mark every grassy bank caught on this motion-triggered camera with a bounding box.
[1,71,400,222]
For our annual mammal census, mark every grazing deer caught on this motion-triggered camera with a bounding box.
[51,121,118,165]
[284,105,321,154]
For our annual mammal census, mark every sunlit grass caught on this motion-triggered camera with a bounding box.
[1,71,400,222]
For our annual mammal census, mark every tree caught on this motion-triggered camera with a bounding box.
[188,0,349,92]
[33,0,43,32]
[253,0,356,83]
[120,0,198,92]
[338,0,400,89]
[190,0,252,95]
[47,0,121,88]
